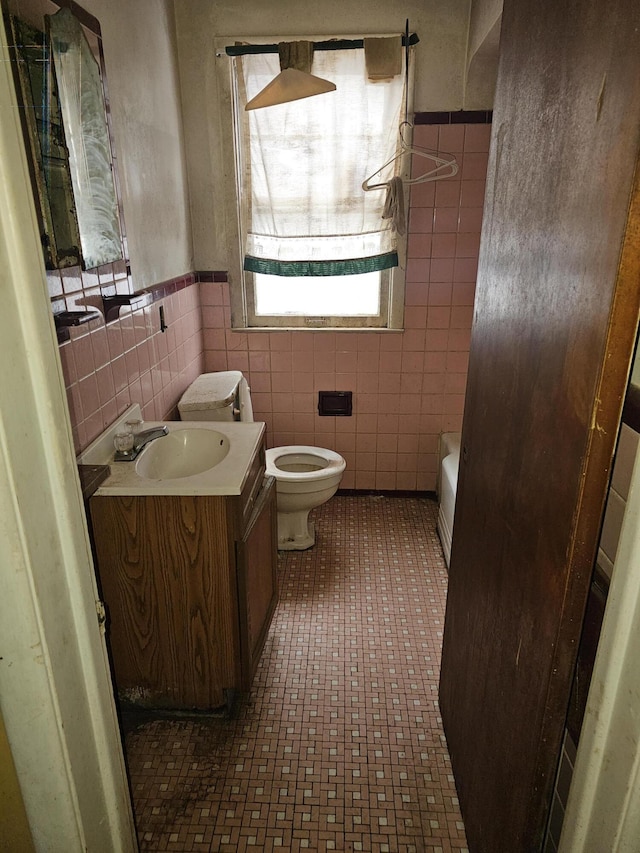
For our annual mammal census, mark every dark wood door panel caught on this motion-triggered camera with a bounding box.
[439,0,640,849]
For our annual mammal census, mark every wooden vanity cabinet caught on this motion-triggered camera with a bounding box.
[89,464,277,710]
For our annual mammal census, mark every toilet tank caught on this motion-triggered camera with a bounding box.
[178,371,243,421]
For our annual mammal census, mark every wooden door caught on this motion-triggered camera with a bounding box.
[438,0,640,850]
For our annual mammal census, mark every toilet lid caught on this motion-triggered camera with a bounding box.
[178,371,243,411]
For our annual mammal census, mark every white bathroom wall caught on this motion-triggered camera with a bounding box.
[467,0,503,60]
[465,0,503,108]
[80,0,193,289]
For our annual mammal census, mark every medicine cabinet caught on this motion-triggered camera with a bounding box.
[5,0,124,270]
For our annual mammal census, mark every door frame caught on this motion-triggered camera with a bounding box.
[0,14,136,851]
[560,422,640,849]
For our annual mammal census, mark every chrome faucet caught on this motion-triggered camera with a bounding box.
[114,425,169,461]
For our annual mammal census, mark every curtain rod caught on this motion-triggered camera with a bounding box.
[225,33,419,57]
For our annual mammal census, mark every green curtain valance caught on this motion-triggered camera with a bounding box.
[244,252,398,278]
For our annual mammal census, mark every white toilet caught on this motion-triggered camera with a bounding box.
[265,445,345,550]
[178,372,346,550]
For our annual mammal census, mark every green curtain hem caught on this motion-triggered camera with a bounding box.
[243,252,398,277]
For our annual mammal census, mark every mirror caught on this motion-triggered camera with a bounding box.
[8,13,82,268]
[6,2,123,270]
[47,7,122,269]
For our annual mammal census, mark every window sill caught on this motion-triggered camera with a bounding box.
[231,326,405,333]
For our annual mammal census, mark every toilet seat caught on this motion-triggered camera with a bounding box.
[266,446,345,481]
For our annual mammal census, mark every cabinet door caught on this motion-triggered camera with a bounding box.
[236,476,278,689]
[90,494,237,710]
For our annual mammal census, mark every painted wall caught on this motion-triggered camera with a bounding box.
[200,122,489,490]
[176,0,470,111]
[465,0,503,108]
[76,0,193,289]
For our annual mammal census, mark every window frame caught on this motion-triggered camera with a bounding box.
[244,267,392,329]
[218,34,412,332]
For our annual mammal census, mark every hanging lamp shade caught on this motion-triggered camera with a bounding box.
[245,67,336,111]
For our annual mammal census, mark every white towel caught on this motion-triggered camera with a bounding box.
[364,36,402,81]
[382,176,406,236]
[238,377,254,423]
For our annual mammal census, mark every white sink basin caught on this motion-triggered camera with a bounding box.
[78,405,266,495]
[135,428,230,480]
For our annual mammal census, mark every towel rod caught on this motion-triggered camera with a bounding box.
[225,33,419,57]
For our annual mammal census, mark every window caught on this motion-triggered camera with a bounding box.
[229,39,410,329]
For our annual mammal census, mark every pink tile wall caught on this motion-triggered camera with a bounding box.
[201,123,490,491]
[59,283,204,454]
[56,122,488,483]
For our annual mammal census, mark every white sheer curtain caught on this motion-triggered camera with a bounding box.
[234,47,405,269]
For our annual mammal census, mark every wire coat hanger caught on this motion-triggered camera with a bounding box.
[362,121,458,191]
[401,121,459,185]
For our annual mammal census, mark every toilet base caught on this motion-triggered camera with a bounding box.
[277,511,316,550]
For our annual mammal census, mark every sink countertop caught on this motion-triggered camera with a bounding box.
[77,464,111,500]
[86,419,265,497]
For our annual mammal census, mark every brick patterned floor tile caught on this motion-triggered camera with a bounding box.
[124,495,468,852]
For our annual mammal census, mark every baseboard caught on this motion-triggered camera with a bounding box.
[336,489,437,499]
